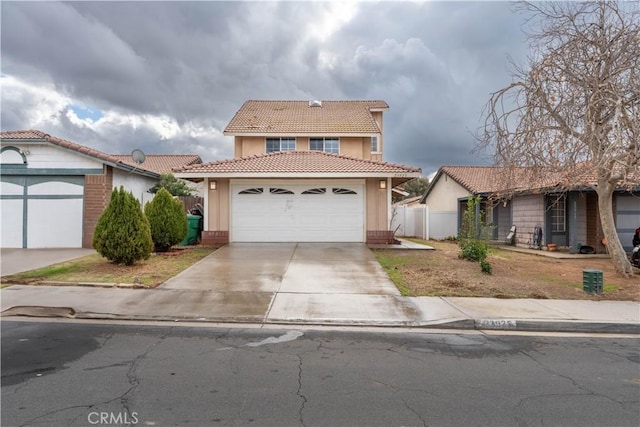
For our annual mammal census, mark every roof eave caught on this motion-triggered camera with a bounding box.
[223,132,380,137]
[175,171,421,179]
[2,137,160,179]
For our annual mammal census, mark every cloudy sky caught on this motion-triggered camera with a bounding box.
[1,1,529,177]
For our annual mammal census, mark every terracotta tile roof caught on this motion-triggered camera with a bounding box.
[422,164,639,202]
[438,166,507,194]
[1,129,159,177]
[224,100,388,135]
[175,150,421,175]
[111,154,202,175]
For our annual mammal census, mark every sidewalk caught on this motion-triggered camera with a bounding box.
[2,284,638,334]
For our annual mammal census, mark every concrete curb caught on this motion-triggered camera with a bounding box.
[2,306,638,334]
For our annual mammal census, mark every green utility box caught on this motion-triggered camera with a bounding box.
[181,214,202,246]
[583,269,603,294]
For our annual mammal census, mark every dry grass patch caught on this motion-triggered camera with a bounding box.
[1,246,216,288]
[374,240,639,301]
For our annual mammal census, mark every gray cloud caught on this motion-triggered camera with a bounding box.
[1,1,528,176]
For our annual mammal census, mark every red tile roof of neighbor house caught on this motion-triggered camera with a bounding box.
[423,164,639,202]
[111,154,202,175]
[174,150,421,175]
[224,100,388,135]
[438,166,508,194]
[1,130,200,177]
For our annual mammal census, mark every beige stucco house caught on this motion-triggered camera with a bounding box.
[174,100,422,244]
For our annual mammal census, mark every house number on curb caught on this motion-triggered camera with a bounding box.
[477,319,517,328]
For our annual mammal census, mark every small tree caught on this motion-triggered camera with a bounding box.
[459,196,493,274]
[144,188,188,252]
[148,173,195,196]
[402,177,430,198]
[93,187,153,265]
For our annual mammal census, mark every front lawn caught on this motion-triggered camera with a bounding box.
[1,247,216,288]
[374,240,639,301]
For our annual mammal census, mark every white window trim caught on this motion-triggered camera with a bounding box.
[309,137,340,154]
[266,137,296,153]
[371,136,381,154]
[551,196,566,232]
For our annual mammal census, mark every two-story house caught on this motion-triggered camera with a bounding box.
[174,100,422,244]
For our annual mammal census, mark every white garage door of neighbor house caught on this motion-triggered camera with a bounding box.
[231,182,365,242]
[1,176,84,248]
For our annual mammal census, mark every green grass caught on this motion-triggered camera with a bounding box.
[374,251,413,296]
[2,247,216,287]
[12,264,83,279]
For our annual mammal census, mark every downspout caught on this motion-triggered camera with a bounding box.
[203,177,209,231]
[387,177,392,231]
[475,197,481,239]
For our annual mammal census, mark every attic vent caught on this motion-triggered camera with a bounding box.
[309,100,322,107]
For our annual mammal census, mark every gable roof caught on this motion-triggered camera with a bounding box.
[1,129,160,178]
[111,154,202,175]
[224,100,388,135]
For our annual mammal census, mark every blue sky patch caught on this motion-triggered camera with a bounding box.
[70,104,104,122]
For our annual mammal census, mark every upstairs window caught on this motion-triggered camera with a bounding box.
[371,136,379,153]
[309,137,339,154]
[266,137,296,153]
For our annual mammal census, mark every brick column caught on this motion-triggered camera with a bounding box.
[83,167,113,248]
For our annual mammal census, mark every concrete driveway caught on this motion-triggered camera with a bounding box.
[161,243,418,324]
[1,248,96,276]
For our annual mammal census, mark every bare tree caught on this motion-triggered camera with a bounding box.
[478,1,639,277]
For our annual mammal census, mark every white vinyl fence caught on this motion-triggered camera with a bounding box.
[391,205,462,240]
[390,205,429,240]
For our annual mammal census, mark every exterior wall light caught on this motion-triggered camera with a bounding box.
[210,180,217,190]
[379,180,387,189]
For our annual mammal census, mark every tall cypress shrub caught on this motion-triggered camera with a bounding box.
[144,188,188,252]
[93,186,153,265]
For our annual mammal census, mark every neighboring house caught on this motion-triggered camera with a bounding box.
[112,154,204,196]
[420,167,510,241]
[0,130,199,249]
[421,165,640,252]
[174,100,421,244]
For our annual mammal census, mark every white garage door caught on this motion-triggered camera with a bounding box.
[231,181,365,242]
[0,176,84,248]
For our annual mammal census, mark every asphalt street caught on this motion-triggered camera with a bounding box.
[1,320,639,427]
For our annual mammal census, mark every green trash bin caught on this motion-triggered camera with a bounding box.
[583,269,603,294]
[181,214,202,246]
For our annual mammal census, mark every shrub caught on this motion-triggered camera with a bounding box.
[459,239,489,262]
[144,188,188,252]
[93,187,153,265]
[458,195,493,273]
[480,259,493,274]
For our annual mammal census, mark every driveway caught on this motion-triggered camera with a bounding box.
[161,243,418,324]
[0,248,96,276]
